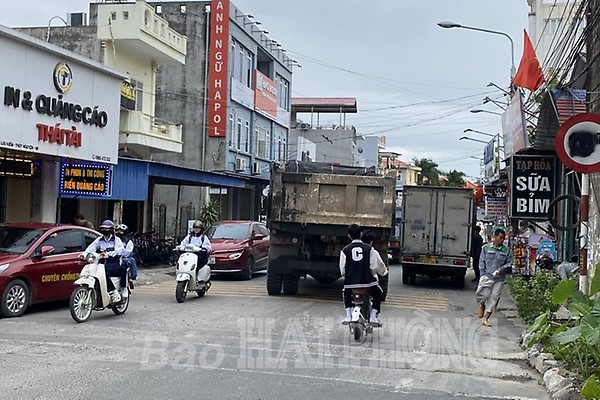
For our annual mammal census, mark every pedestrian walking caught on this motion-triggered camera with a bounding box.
[471,225,484,282]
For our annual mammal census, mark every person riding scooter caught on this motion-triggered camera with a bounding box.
[179,221,212,278]
[116,224,138,283]
[82,220,125,303]
[339,224,388,326]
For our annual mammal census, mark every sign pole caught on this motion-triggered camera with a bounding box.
[580,173,589,294]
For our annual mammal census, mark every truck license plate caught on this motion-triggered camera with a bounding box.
[422,256,436,264]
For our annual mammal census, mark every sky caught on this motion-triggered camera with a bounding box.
[0,0,530,179]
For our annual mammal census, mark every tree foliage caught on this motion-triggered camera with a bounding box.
[412,157,440,186]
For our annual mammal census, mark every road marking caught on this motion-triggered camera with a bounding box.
[135,281,448,310]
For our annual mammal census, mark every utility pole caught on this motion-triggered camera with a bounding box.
[581,0,600,294]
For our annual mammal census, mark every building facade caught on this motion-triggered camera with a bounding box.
[0,25,124,224]
[151,0,293,229]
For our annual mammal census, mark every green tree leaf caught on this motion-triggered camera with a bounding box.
[590,265,600,296]
[581,375,600,399]
[552,278,578,305]
[549,325,582,345]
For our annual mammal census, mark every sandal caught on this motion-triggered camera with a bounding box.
[482,320,492,327]
[476,308,484,318]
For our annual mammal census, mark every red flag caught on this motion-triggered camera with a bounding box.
[513,30,545,91]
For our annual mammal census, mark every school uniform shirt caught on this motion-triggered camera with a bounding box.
[339,239,388,289]
[84,234,124,258]
[180,233,212,253]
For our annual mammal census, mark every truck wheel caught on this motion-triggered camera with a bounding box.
[451,273,465,288]
[402,270,410,285]
[267,270,283,295]
[282,273,299,295]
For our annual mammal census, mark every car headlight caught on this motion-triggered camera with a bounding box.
[228,252,243,260]
[0,263,9,274]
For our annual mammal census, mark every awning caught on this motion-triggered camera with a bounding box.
[65,158,248,201]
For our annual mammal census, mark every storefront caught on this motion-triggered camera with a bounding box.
[0,25,124,223]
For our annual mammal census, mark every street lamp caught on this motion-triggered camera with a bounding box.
[46,16,68,42]
[459,136,488,144]
[438,21,516,85]
[470,109,503,116]
[463,128,496,137]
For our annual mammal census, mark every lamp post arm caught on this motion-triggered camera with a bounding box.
[460,25,516,79]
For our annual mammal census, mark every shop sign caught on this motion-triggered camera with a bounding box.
[485,196,507,217]
[254,71,278,120]
[0,31,122,165]
[120,80,136,110]
[0,156,33,177]
[510,155,557,219]
[59,162,112,197]
[207,0,230,137]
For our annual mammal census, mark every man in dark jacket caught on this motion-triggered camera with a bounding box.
[339,224,388,326]
[471,226,484,282]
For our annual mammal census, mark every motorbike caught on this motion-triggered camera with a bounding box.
[348,289,381,342]
[174,244,211,303]
[69,252,130,323]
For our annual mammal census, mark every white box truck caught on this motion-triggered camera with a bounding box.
[400,186,475,288]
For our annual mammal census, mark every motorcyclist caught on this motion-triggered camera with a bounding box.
[82,219,125,303]
[179,221,212,281]
[116,224,138,285]
[339,224,388,327]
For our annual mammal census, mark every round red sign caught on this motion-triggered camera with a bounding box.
[555,113,600,173]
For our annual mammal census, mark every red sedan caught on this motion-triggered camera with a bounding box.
[0,222,100,318]
[205,220,270,280]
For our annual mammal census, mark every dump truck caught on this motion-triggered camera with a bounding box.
[400,185,475,288]
[267,161,396,298]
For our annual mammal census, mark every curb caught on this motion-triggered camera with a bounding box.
[521,331,582,399]
[495,287,582,400]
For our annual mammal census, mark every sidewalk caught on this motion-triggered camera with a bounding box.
[135,263,174,286]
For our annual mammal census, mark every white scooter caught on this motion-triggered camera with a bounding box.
[69,252,130,323]
[174,244,211,303]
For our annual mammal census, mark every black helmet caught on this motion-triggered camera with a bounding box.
[535,253,554,270]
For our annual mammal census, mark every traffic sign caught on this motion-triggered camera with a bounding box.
[555,113,600,173]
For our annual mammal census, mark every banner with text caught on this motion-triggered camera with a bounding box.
[509,155,557,219]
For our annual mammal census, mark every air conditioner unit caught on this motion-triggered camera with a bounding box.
[235,158,246,171]
[252,162,261,174]
[67,12,88,26]
[299,122,311,131]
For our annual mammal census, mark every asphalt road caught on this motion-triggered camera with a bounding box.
[0,265,549,400]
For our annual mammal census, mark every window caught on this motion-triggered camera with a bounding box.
[236,118,242,151]
[180,5,186,13]
[84,232,99,248]
[266,130,271,159]
[123,11,129,20]
[278,138,284,161]
[230,38,254,86]
[131,79,143,112]
[156,5,162,14]
[243,50,253,88]
[257,224,270,236]
[39,230,83,255]
[110,12,117,20]
[244,121,250,153]
[545,18,561,35]
[276,74,290,111]
[229,113,235,147]
[256,126,268,158]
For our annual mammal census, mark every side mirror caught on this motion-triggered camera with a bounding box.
[41,245,55,257]
[252,234,264,241]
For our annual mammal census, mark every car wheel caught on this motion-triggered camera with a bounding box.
[240,256,254,281]
[1,279,30,318]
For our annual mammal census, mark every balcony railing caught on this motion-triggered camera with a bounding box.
[119,110,182,154]
[97,2,187,64]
